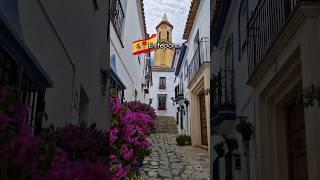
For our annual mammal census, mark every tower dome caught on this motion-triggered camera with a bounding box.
[156,13,173,30]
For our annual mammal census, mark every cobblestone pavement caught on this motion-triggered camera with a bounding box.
[140,133,210,180]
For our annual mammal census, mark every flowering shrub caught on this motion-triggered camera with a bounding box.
[41,124,109,163]
[0,87,110,179]
[0,87,156,179]
[126,101,157,125]
[109,96,157,179]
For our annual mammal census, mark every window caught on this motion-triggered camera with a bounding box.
[93,0,100,10]
[0,47,46,136]
[194,30,200,51]
[167,31,169,41]
[238,0,248,60]
[110,0,125,38]
[158,32,161,41]
[134,89,138,100]
[158,94,167,110]
[225,36,233,71]
[159,77,166,89]
[184,60,188,80]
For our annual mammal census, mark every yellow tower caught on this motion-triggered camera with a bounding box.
[154,13,175,68]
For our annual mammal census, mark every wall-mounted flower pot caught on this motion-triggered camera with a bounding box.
[214,142,225,158]
[236,117,253,142]
[225,138,238,151]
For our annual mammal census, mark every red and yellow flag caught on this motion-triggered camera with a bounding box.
[132,34,157,55]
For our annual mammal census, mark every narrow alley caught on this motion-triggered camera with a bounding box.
[138,111,210,180]
[140,133,210,180]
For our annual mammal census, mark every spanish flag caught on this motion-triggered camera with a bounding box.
[132,34,157,55]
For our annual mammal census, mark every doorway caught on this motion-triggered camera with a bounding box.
[287,102,308,180]
[199,93,208,146]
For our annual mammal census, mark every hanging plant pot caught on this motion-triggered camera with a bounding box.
[214,142,225,158]
[225,138,238,152]
[240,129,253,141]
[236,117,253,141]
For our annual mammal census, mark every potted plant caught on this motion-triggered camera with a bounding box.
[176,134,191,146]
[236,117,253,141]
[225,138,238,152]
[301,84,320,108]
[214,142,225,158]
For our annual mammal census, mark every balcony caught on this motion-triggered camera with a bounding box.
[188,37,210,85]
[174,84,184,104]
[247,0,300,79]
[211,69,236,134]
[110,0,125,39]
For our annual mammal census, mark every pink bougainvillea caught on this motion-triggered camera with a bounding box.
[0,88,156,179]
[109,96,157,179]
[0,87,110,179]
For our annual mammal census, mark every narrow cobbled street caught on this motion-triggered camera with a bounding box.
[140,133,210,180]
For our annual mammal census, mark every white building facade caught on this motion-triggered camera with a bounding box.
[16,0,110,129]
[110,0,151,104]
[180,0,211,149]
[211,0,320,180]
[149,67,177,117]
[210,0,256,179]
[172,45,191,135]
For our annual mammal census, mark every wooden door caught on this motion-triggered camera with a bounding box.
[287,102,308,180]
[199,94,208,146]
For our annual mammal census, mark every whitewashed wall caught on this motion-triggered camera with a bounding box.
[182,0,210,136]
[210,0,256,180]
[149,71,177,117]
[110,0,147,103]
[19,0,109,129]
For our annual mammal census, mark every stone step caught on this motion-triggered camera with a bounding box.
[155,116,178,134]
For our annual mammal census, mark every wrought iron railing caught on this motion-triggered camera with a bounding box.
[247,0,300,78]
[144,57,152,88]
[212,69,235,120]
[188,37,210,84]
[110,0,125,38]
[174,84,184,100]
[0,47,45,136]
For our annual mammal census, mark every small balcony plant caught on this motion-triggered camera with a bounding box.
[236,116,253,141]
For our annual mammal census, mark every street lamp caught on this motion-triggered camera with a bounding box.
[171,97,176,106]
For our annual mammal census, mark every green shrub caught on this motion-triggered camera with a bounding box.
[176,134,192,146]
[185,135,192,145]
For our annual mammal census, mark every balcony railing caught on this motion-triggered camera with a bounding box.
[0,47,46,136]
[188,37,210,84]
[211,69,235,128]
[110,0,125,38]
[174,84,184,101]
[247,0,300,78]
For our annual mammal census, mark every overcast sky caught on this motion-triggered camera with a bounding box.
[144,0,192,44]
